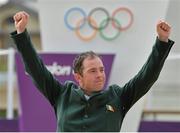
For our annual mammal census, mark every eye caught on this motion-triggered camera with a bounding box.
[90,70,96,73]
[100,68,105,72]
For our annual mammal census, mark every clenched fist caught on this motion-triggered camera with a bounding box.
[13,11,29,34]
[157,20,171,42]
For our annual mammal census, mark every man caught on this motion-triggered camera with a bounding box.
[11,11,174,132]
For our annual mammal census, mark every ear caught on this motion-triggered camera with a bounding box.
[74,73,82,84]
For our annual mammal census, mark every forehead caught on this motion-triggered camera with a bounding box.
[83,56,104,68]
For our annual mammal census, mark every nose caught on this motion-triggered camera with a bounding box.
[96,70,103,78]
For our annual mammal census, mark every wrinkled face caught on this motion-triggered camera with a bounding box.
[74,56,106,95]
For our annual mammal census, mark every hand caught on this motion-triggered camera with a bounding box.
[156,20,171,42]
[13,11,29,34]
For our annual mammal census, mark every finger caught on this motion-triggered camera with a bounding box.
[20,11,29,21]
[14,13,23,22]
[161,23,171,32]
[16,12,27,22]
[158,21,170,31]
[13,14,19,21]
[22,11,29,18]
[157,20,163,30]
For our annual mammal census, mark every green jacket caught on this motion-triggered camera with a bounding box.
[11,30,174,132]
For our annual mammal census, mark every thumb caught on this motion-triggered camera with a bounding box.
[14,14,20,22]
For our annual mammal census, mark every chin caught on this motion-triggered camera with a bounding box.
[96,85,104,91]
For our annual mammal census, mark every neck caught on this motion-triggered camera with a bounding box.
[81,88,102,96]
[83,89,92,96]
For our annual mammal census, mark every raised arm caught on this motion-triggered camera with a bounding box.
[12,11,65,107]
[118,20,174,113]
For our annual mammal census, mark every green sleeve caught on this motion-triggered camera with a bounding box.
[119,38,174,113]
[11,30,65,107]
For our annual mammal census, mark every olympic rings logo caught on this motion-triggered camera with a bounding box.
[64,7,134,41]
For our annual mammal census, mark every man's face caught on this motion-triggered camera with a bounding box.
[75,56,106,94]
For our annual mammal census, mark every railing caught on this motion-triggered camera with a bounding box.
[0,48,15,119]
[143,52,180,121]
[142,109,180,121]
